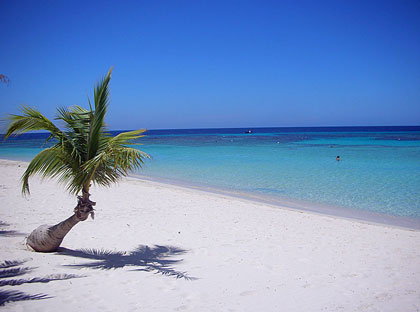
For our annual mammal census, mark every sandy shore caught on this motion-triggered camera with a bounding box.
[1,159,420,311]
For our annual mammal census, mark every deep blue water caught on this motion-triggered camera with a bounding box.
[1,126,420,223]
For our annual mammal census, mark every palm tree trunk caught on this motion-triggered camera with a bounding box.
[26,214,80,252]
[26,191,95,252]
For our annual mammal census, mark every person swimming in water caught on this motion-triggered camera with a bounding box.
[336,156,340,161]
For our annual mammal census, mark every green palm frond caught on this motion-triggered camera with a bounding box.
[5,67,150,196]
[5,105,64,141]
[21,145,74,194]
[82,129,150,189]
[55,106,91,164]
[88,67,112,161]
[109,129,147,146]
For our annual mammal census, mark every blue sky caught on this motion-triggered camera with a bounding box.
[1,0,419,130]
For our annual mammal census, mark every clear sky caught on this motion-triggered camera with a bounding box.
[1,0,419,130]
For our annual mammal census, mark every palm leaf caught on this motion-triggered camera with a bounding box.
[5,105,64,141]
[21,146,74,194]
[88,67,113,161]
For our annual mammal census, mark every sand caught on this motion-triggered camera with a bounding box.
[0,159,419,311]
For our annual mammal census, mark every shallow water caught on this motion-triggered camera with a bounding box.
[2,127,420,223]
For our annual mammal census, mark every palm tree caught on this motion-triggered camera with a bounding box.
[0,74,10,85]
[4,68,150,252]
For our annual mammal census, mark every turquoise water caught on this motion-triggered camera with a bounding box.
[1,127,420,223]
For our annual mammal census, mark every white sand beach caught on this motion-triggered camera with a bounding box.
[1,159,420,311]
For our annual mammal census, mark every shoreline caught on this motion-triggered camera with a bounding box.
[129,173,420,231]
[2,157,419,231]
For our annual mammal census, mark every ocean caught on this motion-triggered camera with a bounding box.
[1,126,420,228]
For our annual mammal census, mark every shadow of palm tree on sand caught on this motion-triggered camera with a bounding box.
[0,221,26,237]
[57,245,196,280]
[0,259,83,306]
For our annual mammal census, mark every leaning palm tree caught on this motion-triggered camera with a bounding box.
[4,68,149,252]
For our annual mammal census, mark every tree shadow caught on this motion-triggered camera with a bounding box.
[0,290,49,305]
[0,230,26,237]
[0,259,83,306]
[57,245,196,280]
[0,221,25,237]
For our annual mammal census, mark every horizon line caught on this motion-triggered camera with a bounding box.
[1,124,420,136]
[141,124,420,131]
